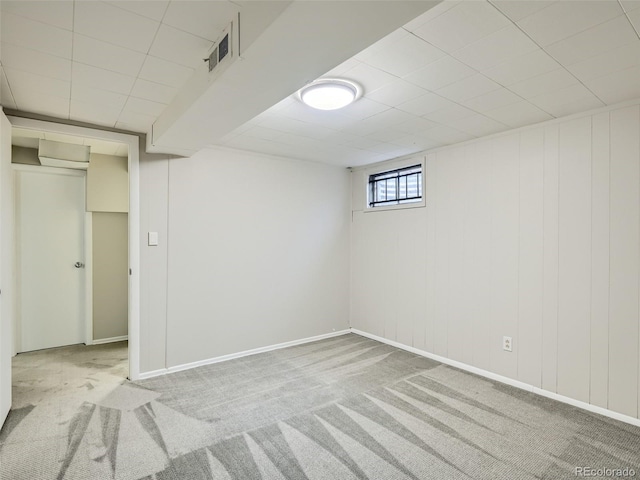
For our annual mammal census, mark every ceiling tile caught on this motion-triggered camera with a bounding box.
[1,1,73,30]
[15,91,69,118]
[544,15,638,66]
[71,85,128,110]
[583,64,640,104]
[366,128,409,144]
[527,83,601,114]
[366,80,428,107]
[4,67,69,99]
[452,25,539,71]
[161,1,238,42]
[340,98,391,120]
[360,34,446,77]
[396,92,456,116]
[243,126,286,142]
[343,63,399,95]
[354,29,409,62]
[73,34,146,77]
[435,73,501,103]
[1,11,72,58]
[482,49,560,86]
[393,117,438,135]
[148,24,214,69]
[391,134,441,151]
[360,108,417,129]
[423,103,477,124]
[484,100,553,127]
[422,125,472,143]
[138,56,195,88]
[535,94,604,118]
[411,1,511,53]
[508,68,578,98]
[0,43,71,81]
[516,1,623,46]
[74,1,159,54]
[130,79,178,105]
[340,135,384,150]
[404,56,476,91]
[105,1,169,22]
[324,57,362,77]
[72,63,135,95]
[566,42,640,81]
[452,114,507,137]
[489,0,553,22]
[70,99,120,127]
[462,88,522,112]
[122,96,166,117]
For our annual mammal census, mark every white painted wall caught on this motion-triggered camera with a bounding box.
[86,153,128,213]
[351,102,640,420]
[139,147,351,371]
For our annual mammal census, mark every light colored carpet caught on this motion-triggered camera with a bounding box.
[1,334,639,479]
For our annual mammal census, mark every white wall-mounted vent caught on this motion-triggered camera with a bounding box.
[38,139,90,170]
[206,21,236,77]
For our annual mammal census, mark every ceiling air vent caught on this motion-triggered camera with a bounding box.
[38,139,90,170]
[206,22,234,75]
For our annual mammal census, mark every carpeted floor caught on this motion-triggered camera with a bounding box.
[1,334,639,479]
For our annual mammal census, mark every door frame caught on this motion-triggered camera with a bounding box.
[7,116,141,380]
[13,165,90,352]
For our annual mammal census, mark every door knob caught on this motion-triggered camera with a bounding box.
[74,262,84,268]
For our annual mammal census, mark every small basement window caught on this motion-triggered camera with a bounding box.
[368,164,423,208]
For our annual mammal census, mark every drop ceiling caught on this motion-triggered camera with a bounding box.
[2,0,640,167]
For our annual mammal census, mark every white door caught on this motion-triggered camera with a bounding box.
[0,110,11,428]
[17,168,85,352]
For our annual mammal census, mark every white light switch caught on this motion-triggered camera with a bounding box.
[148,231,159,246]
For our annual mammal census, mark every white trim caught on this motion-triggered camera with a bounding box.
[92,335,128,345]
[84,212,93,346]
[350,328,640,428]
[138,330,351,380]
[7,116,140,380]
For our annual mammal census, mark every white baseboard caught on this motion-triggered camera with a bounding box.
[351,328,640,429]
[137,329,351,380]
[91,335,128,345]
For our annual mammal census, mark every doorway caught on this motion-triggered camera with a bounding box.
[5,116,141,382]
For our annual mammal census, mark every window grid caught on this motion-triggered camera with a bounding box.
[369,164,422,207]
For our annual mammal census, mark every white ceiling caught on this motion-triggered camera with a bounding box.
[0,0,238,132]
[1,1,640,167]
[217,0,640,167]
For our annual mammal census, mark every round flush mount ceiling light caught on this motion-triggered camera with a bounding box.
[298,78,362,110]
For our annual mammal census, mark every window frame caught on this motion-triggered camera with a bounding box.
[364,157,426,213]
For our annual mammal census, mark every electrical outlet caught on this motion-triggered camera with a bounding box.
[503,336,513,352]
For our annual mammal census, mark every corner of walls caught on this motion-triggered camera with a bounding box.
[138,149,170,374]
